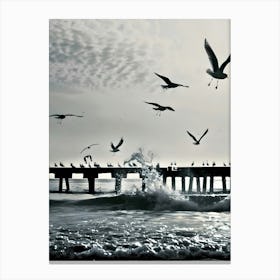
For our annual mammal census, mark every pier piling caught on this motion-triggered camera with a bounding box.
[171,177,176,191]
[196,177,201,193]
[188,176,193,193]
[181,177,186,193]
[210,176,214,193]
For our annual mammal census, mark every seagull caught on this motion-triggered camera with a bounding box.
[49,114,83,124]
[145,102,175,116]
[154,72,189,89]
[80,164,85,168]
[223,163,227,167]
[110,137,124,153]
[206,161,209,166]
[118,162,122,167]
[94,162,100,168]
[212,161,216,167]
[70,163,76,168]
[202,162,205,166]
[187,129,208,145]
[204,38,231,89]
[59,162,64,167]
[80,144,99,154]
[191,161,194,166]
[54,163,58,167]
[83,155,92,164]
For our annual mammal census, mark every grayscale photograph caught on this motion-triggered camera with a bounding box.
[49,19,231,261]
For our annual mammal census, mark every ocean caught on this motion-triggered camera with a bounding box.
[49,178,230,261]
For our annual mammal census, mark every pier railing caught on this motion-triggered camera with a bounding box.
[49,166,230,194]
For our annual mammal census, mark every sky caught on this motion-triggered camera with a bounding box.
[49,19,230,167]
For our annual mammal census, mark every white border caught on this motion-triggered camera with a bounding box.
[0,1,279,280]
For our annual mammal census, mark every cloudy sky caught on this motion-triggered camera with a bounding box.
[49,19,230,167]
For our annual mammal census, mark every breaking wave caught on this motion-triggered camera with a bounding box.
[50,189,230,212]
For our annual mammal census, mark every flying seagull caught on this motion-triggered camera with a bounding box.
[111,137,124,153]
[154,72,189,89]
[49,114,83,124]
[187,129,209,145]
[80,144,99,154]
[49,113,83,120]
[204,38,231,89]
[145,102,175,116]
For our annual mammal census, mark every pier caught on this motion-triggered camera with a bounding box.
[49,166,230,194]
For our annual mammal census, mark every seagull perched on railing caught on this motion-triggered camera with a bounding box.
[80,164,85,168]
[145,102,175,116]
[80,143,99,154]
[70,163,76,168]
[111,138,124,153]
[204,38,231,89]
[54,163,58,167]
[154,72,189,89]
[94,162,100,168]
[187,129,208,145]
[59,162,64,167]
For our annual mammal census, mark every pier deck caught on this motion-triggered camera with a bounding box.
[49,167,230,194]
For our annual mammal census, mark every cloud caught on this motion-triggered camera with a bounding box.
[49,19,165,92]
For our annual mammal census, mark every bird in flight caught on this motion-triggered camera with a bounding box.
[204,38,231,89]
[80,144,99,154]
[111,137,124,153]
[145,102,175,116]
[154,73,189,89]
[49,114,83,124]
[187,129,209,145]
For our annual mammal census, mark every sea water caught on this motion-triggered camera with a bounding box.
[49,179,230,261]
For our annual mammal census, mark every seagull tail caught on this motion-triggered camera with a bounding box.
[161,85,169,89]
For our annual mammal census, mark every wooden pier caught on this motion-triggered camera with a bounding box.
[49,166,230,194]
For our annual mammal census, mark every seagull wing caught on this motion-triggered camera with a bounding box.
[88,143,99,148]
[145,102,161,108]
[80,144,98,153]
[80,147,88,153]
[49,114,61,117]
[219,55,231,72]
[115,137,124,149]
[166,106,175,111]
[111,142,116,150]
[204,39,219,71]
[64,114,83,117]
[187,131,198,142]
[154,73,172,85]
[198,129,209,142]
